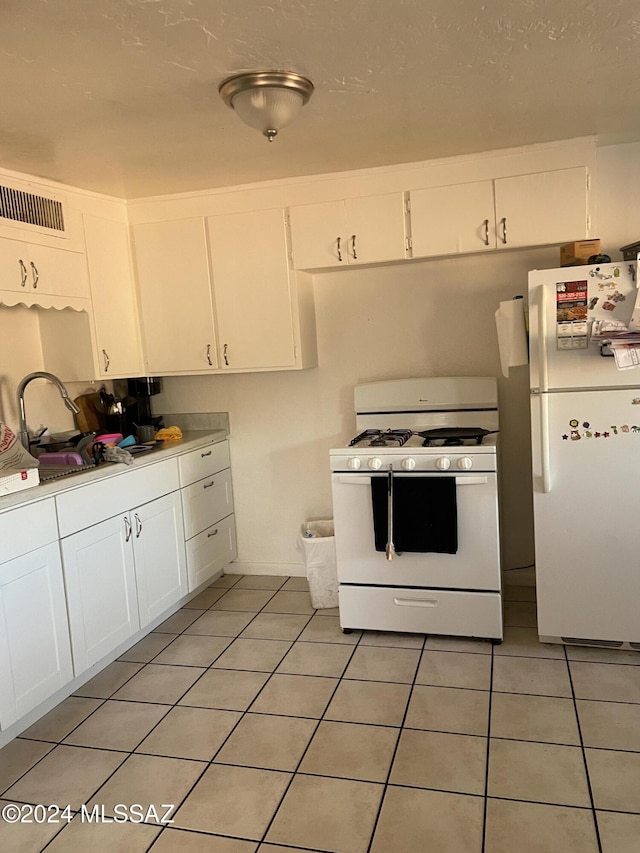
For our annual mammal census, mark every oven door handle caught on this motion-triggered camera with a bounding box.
[334,475,489,485]
[386,465,396,561]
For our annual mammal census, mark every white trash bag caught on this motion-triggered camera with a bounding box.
[298,519,338,609]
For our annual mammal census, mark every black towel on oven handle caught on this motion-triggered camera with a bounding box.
[371,475,458,554]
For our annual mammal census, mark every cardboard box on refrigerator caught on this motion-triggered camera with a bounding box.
[560,239,601,267]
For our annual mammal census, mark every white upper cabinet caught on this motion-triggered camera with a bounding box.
[83,214,144,378]
[409,166,589,260]
[0,237,89,304]
[132,211,316,375]
[206,209,297,370]
[409,181,496,257]
[289,193,408,270]
[133,218,218,374]
[493,166,589,249]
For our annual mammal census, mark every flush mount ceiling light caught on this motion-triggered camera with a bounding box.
[218,71,314,142]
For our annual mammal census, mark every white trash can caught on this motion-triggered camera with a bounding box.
[298,519,339,609]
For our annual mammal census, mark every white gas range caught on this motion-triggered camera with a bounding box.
[330,376,503,640]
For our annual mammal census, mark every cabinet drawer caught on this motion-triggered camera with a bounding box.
[186,514,237,591]
[56,458,179,538]
[182,468,233,540]
[0,499,58,564]
[178,441,230,487]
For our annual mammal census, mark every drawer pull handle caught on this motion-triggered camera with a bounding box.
[201,450,212,458]
[19,259,28,287]
[134,513,142,538]
[207,528,219,537]
[124,516,132,542]
[203,480,215,489]
[393,597,439,608]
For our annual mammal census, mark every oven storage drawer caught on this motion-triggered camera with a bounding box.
[338,585,503,639]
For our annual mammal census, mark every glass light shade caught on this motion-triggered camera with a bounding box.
[231,86,304,135]
[219,72,314,141]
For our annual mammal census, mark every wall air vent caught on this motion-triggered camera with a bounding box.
[0,183,66,237]
[562,637,623,648]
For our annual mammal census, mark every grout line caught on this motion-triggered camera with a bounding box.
[481,640,496,853]
[365,631,426,853]
[565,647,604,853]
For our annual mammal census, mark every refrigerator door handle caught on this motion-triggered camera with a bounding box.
[538,283,549,393]
[531,391,552,494]
[540,392,551,494]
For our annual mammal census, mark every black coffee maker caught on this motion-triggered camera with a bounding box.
[123,377,163,436]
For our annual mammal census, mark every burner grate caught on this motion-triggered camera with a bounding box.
[349,429,413,448]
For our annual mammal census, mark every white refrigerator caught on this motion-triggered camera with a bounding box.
[528,258,640,647]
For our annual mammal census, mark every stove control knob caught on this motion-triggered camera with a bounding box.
[436,457,451,470]
[347,457,362,470]
[368,457,383,470]
[401,457,416,470]
[457,456,473,470]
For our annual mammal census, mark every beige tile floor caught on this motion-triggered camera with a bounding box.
[1,572,639,852]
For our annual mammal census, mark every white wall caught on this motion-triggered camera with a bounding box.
[157,245,561,575]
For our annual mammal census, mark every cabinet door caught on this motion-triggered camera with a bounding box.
[289,200,348,270]
[27,243,90,298]
[207,209,296,369]
[410,181,496,257]
[0,543,73,728]
[84,215,144,378]
[132,492,187,628]
[0,238,30,292]
[494,166,589,249]
[133,218,218,373]
[61,516,139,675]
[344,193,407,264]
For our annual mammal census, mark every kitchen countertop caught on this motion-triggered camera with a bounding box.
[0,430,229,514]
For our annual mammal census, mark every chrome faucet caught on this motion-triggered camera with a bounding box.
[16,372,81,451]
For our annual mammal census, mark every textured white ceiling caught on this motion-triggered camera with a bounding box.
[2,0,639,199]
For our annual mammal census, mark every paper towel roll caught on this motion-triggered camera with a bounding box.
[495,298,529,378]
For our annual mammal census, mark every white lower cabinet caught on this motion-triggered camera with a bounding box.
[131,492,187,627]
[61,515,140,676]
[0,499,73,730]
[61,491,187,676]
[0,543,73,729]
[0,439,235,740]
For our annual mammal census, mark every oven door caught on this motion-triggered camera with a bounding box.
[331,471,501,590]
